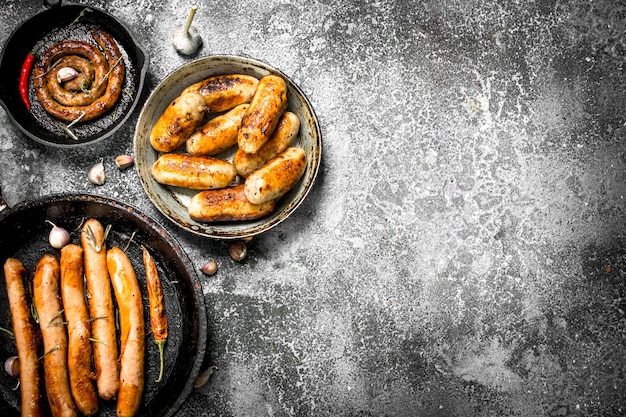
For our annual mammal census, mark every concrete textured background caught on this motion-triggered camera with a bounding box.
[1,0,626,416]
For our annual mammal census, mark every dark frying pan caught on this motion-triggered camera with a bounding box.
[0,0,149,148]
[0,192,207,417]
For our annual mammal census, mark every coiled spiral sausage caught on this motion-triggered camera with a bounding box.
[33,29,125,122]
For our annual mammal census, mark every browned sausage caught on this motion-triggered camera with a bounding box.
[80,218,119,401]
[181,73,259,112]
[33,29,125,122]
[188,184,276,222]
[49,55,96,99]
[238,74,287,154]
[149,91,207,152]
[186,103,249,156]
[107,247,145,417]
[233,111,300,177]
[60,244,98,416]
[244,146,307,204]
[33,254,78,417]
[3,258,44,417]
[151,153,237,190]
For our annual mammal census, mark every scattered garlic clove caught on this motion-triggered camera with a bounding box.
[194,365,216,388]
[88,160,106,185]
[46,220,70,249]
[225,241,247,262]
[200,259,218,276]
[115,155,135,170]
[4,356,19,378]
[57,67,80,83]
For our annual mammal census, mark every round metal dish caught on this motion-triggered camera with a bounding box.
[134,55,322,240]
[0,193,206,417]
[0,1,149,148]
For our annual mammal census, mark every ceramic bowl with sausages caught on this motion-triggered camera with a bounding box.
[134,55,322,240]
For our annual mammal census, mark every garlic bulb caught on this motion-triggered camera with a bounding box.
[173,5,202,55]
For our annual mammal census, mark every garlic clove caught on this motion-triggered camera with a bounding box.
[194,365,216,388]
[88,160,106,185]
[225,241,247,262]
[200,259,218,276]
[46,220,70,249]
[4,356,19,378]
[57,67,80,84]
[115,155,135,170]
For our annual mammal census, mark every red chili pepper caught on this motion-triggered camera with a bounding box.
[19,53,35,110]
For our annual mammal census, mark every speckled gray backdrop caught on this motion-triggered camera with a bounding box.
[1,0,625,416]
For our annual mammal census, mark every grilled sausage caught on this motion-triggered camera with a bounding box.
[3,258,44,417]
[188,184,276,222]
[186,103,249,156]
[151,153,238,190]
[48,55,96,102]
[33,29,125,122]
[233,111,300,177]
[107,247,145,417]
[80,218,119,401]
[149,91,207,152]
[244,146,307,204]
[238,74,287,154]
[181,73,259,112]
[33,254,78,417]
[60,244,98,416]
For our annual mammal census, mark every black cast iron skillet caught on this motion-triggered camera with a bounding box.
[0,192,207,417]
[0,0,149,148]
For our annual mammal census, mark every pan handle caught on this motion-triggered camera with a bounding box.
[43,0,62,9]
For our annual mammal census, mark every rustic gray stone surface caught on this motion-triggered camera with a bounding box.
[1,0,625,416]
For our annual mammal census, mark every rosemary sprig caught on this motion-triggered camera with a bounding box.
[0,326,14,337]
[84,223,111,252]
[39,345,60,361]
[86,316,108,322]
[47,309,65,327]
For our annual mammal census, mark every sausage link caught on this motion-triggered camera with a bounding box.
[60,244,99,416]
[33,29,125,122]
[186,103,249,156]
[149,91,207,152]
[80,218,119,401]
[234,111,300,177]
[188,184,276,222]
[3,258,44,417]
[238,74,287,154]
[48,55,96,98]
[107,247,145,417]
[182,73,259,112]
[33,254,78,417]
[243,146,307,204]
[151,153,237,190]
